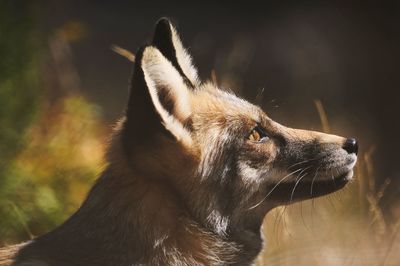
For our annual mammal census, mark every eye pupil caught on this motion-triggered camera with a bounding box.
[248,125,268,142]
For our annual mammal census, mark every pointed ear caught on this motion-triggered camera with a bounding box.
[123,46,192,150]
[152,18,199,88]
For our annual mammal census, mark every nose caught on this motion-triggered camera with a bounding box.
[343,138,358,155]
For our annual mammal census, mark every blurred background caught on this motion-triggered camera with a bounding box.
[1,1,399,265]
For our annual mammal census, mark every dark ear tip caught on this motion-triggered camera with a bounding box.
[153,18,174,47]
[155,17,172,30]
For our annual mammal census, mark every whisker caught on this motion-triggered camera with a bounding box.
[326,193,336,210]
[331,169,337,188]
[288,158,319,170]
[300,201,311,232]
[277,205,291,240]
[247,168,304,210]
[255,87,265,106]
[310,166,321,196]
[289,172,308,204]
[287,166,312,204]
[310,197,315,231]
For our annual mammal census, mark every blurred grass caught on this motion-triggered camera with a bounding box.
[0,1,41,244]
[0,1,106,244]
[0,1,40,166]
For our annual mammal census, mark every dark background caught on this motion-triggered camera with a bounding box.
[40,2,399,179]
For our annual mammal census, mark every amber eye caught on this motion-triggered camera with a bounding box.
[248,125,268,142]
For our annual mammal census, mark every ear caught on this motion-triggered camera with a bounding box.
[152,18,199,88]
[141,46,193,144]
[123,46,192,151]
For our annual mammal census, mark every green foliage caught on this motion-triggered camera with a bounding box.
[0,2,105,244]
[0,1,41,243]
[0,1,40,158]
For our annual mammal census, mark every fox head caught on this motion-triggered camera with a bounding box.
[120,18,358,235]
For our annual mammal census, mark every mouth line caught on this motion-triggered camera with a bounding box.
[266,171,352,203]
[308,171,350,191]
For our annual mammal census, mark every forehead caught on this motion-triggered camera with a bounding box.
[190,83,263,122]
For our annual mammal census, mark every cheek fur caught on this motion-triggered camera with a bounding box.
[235,141,279,191]
[239,141,278,169]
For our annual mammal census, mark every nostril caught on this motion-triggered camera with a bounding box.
[343,138,358,155]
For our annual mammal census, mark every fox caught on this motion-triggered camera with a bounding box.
[0,18,358,266]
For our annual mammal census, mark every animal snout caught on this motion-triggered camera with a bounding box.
[343,138,358,155]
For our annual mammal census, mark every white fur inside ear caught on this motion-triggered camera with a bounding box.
[170,25,199,87]
[141,47,192,145]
